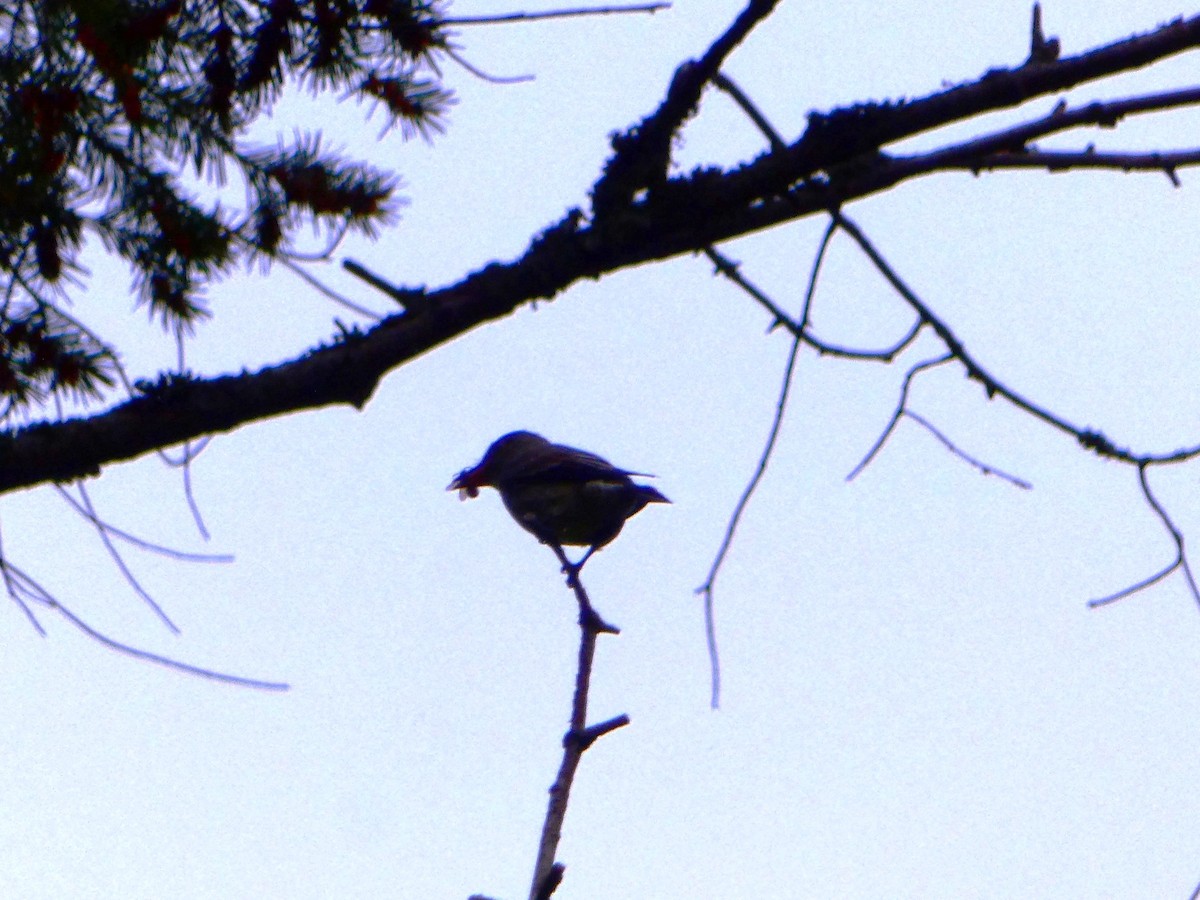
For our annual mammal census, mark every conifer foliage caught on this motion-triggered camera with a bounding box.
[0,0,453,414]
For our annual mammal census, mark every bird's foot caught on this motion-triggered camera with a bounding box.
[559,547,596,587]
[561,560,582,588]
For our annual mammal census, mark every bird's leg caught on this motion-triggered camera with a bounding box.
[574,545,597,571]
[547,541,574,572]
[547,543,618,633]
[546,542,593,586]
[562,556,600,591]
[563,562,581,588]
[561,545,597,588]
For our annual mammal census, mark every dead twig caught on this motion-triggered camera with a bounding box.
[1090,463,1199,609]
[696,222,837,709]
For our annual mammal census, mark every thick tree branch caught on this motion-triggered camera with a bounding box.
[2,11,1200,497]
[876,86,1200,183]
[714,13,1200,209]
[591,0,780,215]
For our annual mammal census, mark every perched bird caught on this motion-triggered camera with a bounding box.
[449,431,669,569]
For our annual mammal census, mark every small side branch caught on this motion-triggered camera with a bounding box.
[905,410,1032,490]
[704,245,924,362]
[443,47,535,85]
[804,319,924,363]
[1089,463,1200,609]
[1026,3,1061,65]
[342,259,428,315]
[49,600,290,690]
[846,356,1031,488]
[857,88,1200,193]
[969,147,1200,185]
[847,354,953,481]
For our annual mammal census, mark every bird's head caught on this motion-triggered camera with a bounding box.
[447,431,550,499]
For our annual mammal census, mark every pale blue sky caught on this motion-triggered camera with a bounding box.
[3,2,1200,898]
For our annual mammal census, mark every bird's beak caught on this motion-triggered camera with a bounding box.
[447,468,481,500]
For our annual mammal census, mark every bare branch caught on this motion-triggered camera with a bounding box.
[1089,463,1200,609]
[804,320,924,362]
[696,20,1200,231]
[548,543,618,634]
[879,87,1200,184]
[49,598,289,690]
[182,448,212,541]
[704,247,792,329]
[592,0,781,215]
[444,47,535,85]
[0,550,286,690]
[712,71,786,152]
[64,483,181,633]
[970,147,1200,183]
[576,713,632,749]
[156,437,210,469]
[696,221,837,709]
[711,72,932,367]
[1027,3,1061,65]
[3,10,1200,502]
[171,336,213,541]
[445,3,671,26]
[528,549,625,899]
[343,259,430,314]
[1088,560,1178,609]
[277,256,385,321]
[847,355,955,482]
[904,410,1032,490]
[705,244,924,361]
[834,213,1200,468]
[0,520,45,635]
[54,484,233,563]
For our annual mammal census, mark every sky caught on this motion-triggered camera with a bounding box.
[3,2,1200,898]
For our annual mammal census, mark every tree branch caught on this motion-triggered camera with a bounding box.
[1089,463,1200,609]
[445,3,670,26]
[527,550,626,899]
[3,11,1200,497]
[696,223,837,709]
[591,0,781,215]
[833,212,1200,467]
[875,86,1200,184]
[714,13,1200,210]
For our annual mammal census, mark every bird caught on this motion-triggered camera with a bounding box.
[448,430,669,571]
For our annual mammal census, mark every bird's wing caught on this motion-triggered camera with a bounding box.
[519,442,653,484]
